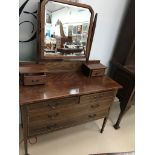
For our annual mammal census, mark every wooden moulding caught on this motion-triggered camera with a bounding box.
[19,60,101,73]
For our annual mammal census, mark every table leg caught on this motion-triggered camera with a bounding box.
[113,111,124,129]
[21,106,30,155]
[23,137,29,155]
[100,117,108,133]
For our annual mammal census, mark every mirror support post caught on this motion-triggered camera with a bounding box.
[86,13,98,63]
[37,2,41,64]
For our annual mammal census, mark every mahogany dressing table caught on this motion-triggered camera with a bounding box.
[20,1,122,155]
[20,62,121,155]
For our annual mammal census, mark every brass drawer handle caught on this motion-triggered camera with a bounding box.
[95,72,99,75]
[48,104,56,110]
[46,124,57,130]
[93,96,97,99]
[91,104,100,108]
[33,124,56,133]
[88,114,96,118]
[48,113,59,118]
[32,80,39,82]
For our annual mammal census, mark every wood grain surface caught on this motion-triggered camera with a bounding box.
[20,72,122,105]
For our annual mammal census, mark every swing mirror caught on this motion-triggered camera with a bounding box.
[39,0,94,60]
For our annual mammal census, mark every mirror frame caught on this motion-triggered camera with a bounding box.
[38,0,95,61]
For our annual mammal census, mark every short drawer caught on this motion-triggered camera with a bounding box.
[80,91,115,104]
[27,96,79,112]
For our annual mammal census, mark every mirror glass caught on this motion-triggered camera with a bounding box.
[43,1,91,58]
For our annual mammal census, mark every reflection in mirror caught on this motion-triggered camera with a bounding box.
[44,1,91,58]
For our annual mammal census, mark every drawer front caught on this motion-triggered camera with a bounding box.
[28,98,112,123]
[91,69,105,77]
[27,96,79,112]
[24,75,46,85]
[28,110,107,137]
[80,91,115,104]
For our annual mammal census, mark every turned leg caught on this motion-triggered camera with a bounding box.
[23,121,29,155]
[100,117,108,133]
[20,108,23,128]
[113,111,125,129]
[23,137,29,155]
[21,106,29,155]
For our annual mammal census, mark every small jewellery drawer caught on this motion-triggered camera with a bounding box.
[24,74,46,86]
[80,91,115,104]
[81,63,107,77]
[27,96,79,112]
[91,69,105,77]
[28,110,107,137]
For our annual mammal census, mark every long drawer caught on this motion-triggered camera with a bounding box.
[28,110,107,137]
[28,98,112,123]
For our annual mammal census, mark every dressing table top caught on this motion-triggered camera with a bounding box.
[20,71,122,105]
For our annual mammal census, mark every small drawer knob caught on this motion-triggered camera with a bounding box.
[91,104,99,108]
[48,113,59,118]
[55,112,59,116]
[48,114,52,118]
[51,106,56,109]
[93,96,97,99]
[88,114,96,118]
[46,124,57,129]
[32,79,39,82]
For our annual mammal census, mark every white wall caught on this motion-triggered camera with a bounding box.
[80,0,129,66]
[19,0,129,63]
[19,0,39,61]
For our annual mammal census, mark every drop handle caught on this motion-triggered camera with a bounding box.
[88,114,96,118]
[48,113,59,118]
[32,79,39,82]
[91,104,100,108]
[46,124,57,129]
[48,104,56,110]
